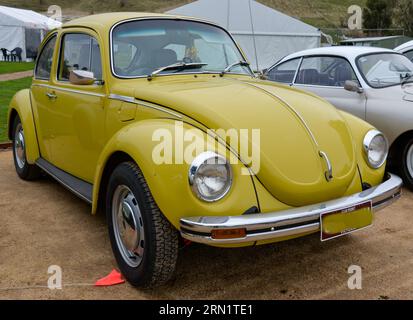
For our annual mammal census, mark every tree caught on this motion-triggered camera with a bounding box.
[393,0,413,35]
[363,0,393,30]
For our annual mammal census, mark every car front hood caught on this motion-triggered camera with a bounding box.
[133,76,357,206]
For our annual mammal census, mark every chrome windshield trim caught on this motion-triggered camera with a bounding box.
[180,173,402,244]
[31,84,105,97]
[109,17,254,79]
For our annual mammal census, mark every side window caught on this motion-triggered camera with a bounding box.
[267,58,300,83]
[35,35,56,80]
[405,50,413,62]
[58,33,102,81]
[296,56,359,87]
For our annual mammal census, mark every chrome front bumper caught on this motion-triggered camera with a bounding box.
[180,174,403,245]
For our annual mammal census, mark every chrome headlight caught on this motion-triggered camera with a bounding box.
[363,130,388,169]
[188,151,232,202]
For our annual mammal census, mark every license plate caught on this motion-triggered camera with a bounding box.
[320,201,373,241]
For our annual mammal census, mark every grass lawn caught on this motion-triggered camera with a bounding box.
[0,77,32,142]
[0,62,35,75]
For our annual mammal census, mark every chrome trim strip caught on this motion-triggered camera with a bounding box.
[319,151,333,181]
[108,93,135,103]
[35,159,93,204]
[137,100,183,119]
[241,81,319,146]
[180,173,402,244]
[31,84,105,97]
[108,93,182,118]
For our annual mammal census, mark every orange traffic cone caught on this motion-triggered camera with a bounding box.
[95,269,125,287]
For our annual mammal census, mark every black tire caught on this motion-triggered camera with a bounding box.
[106,161,179,288]
[399,137,413,190]
[11,115,41,181]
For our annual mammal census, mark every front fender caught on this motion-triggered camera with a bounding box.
[339,111,385,187]
[92,119,259,230]
[7,89,39,164]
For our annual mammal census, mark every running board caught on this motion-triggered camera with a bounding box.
[35,158,93,204]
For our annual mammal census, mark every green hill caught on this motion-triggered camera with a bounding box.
[0,0,366,29]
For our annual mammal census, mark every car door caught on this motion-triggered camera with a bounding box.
[31,33,58,162]
[47,30,106,183]
[292,56,367,120]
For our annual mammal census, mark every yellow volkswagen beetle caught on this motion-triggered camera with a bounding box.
[7,13,402,288]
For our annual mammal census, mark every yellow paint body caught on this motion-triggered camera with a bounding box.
[8,13,385,247]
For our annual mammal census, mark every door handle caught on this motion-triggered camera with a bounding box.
[46,92,57,100]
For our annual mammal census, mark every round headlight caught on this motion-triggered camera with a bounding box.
[188,152,232,202]
[363,130,388,169]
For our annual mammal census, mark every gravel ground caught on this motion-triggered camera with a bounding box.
[0,150,412,300]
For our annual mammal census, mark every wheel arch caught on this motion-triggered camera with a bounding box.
[7,89,40,163]
[95,150,135,215]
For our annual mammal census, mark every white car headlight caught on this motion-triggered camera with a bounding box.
[363,130,388,169]
[188,151,232,202]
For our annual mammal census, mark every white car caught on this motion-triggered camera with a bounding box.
[395,40,413,61]
[266,46,413,189]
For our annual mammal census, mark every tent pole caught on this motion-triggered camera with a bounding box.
[227,0,230,30]
[248,0,259,71]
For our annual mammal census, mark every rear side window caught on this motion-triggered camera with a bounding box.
[267,58,300,83]
[35,35,56,80]
[58,33,102,81]
[296,56,359,87]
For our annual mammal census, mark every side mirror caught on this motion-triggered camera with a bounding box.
[258,69,268,80]
[69,70,96,85]
[344,80,363,94]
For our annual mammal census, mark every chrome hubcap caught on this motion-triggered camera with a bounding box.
[112,185,145,268]
[407,144,413,179]
[14,123,26,169]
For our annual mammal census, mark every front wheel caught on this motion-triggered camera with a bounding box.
[106,162,179,288]
[399,137,413,190]
[12,115,41,180]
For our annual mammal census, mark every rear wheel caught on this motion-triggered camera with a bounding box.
[12,115,41,180]
[106,161,179,288]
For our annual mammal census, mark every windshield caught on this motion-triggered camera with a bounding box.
[357,53,413,88]
[111,19,251,77]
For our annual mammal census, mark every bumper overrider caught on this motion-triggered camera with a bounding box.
[180,174,403,244]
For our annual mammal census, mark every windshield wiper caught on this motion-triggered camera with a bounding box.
[401,73,413,86]
[220,61,252,77]
[148,62,208,80]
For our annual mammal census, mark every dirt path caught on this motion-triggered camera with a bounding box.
[0,150,412,300]
[0,70,33,82]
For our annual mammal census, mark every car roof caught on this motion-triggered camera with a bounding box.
[62,12,216,32]
[395,40,413,52]
[279,46,396,62]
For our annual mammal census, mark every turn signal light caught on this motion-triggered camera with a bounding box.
[211,228,247,239]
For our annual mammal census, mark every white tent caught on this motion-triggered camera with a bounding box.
[0,5,61,62]
[167,0,321,70]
